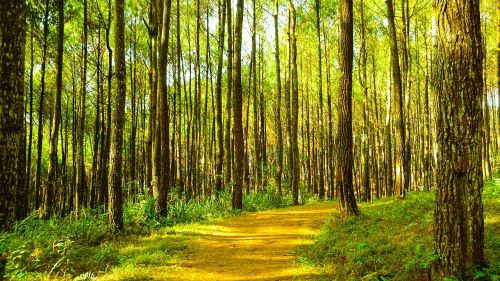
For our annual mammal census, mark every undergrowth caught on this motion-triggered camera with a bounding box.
[297,179,500,281]
[0,181,317,280]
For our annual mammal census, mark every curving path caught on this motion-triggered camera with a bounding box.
[164,202,335,281]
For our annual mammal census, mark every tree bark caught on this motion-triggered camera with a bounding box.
[273,0,283,195]
[35,0,50,211]
[157,0,172,214]
[215,0,226,194]
[225,0,233,192]
[0,0,27,231]
[315,0,325,200]
[288,0,299,206]
[46,0,65,217]
[76,0,88,215]
[336,0,359,217]
[385,0,406,198]
[108,0,127,232]
[433,0,484,276]
[232,0,244,210]
[360,0,370,202]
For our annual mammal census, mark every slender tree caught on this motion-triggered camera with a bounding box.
[225,0,233,192]
[35,0,50,211]
[385,0,406,198]
[46,0,65,217]
[155,0,172,215]
[215,0,226,194]
[232,0,244,210]
[360,0,370,202]
[76,0,89,215]
[315,0,325,199]
[108,0,127,232]
[288,0,299,206]
[336,0,359,217]
[274,0,283,195]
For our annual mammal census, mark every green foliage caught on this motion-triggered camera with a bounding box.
[163,191,232,225]
[1,210,112,280]
[297,181,500,281]
[243,188,291,212]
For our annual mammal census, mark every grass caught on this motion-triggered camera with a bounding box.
[0,182,317,280]
[296,179,500,281]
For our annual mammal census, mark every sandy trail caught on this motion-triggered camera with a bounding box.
[164,202,335,281]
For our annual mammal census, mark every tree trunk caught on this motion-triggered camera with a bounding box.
[288,0,299,206]
[385,0,406,198]
[273,0,283,195]
[251,0,260,192]
[158,0,172,213]
[35,0,50,211]
[76,0,88,215]
[0,0,27,231]
[315,0,325,200]
[232,0,244,210]
[215,0,226,194]
[27,25,34,210]
[433,0,484,276]
[108,0,127,233]
[360,0,370,202]
[336,0,359,217]
[100,0,113,209]
[46,0,65,217]
[225,0,233,192]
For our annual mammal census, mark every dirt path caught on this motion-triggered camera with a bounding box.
[164,202,335,281]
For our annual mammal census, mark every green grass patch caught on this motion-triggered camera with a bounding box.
[297,179,500,281]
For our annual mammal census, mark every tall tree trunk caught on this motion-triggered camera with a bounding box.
[259,42,267,187]
[232,0,244,210]
[100,0,113,209]
[156,0,172,214]
[385,0,406,198]
[251,0,261,192]
[433,0,484,276]
[288,0,299,206]
[46,0,65,217]
[147,0,158,193]
[225,0,233,192]
[273,0,283,195]
[360,0,370,202]
[35,0,50,211]
[91,25,102,208]
[324,27,334,199]
[337,0,359,217]
[129,24,137,198]
[108,0,127,233]
[27,25,34,210]
[315,0,325,199]
[0,0,27,231]
[76,0,88,215]
[482,39,491,179]
[215,0,226,194]
[372,55,382,199]
[424,25,432,191]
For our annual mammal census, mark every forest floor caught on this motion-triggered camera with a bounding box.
[98,202,336,281]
